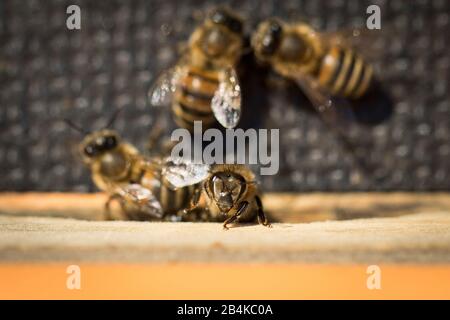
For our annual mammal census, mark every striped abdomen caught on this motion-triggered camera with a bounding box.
[140,170,197,216]
[157,183,197,216]
[173,66,219,129]
[317,46,373,99]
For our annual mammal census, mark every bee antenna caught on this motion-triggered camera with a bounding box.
[106,108,123,129]
[63,118,89,135]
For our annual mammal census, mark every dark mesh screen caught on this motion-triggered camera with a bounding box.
[1,0,449,192]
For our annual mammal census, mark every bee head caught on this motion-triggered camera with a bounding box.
[209,172,245,213]
[208,7,243,35]
[199,7,243,59]
[81,129,120,161]
[252,18,283,59]
[80,129,129,179]
[63,109,130,179]
[63,109,124,161]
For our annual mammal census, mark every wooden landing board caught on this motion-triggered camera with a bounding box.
[0,212,449,263]
[1,192,450,222]
[1,193,449,299]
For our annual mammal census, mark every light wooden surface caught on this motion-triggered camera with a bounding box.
[0,212,449,263]
[1,192,450,222]
[0,193,449,263]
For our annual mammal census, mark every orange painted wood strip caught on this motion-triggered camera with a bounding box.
[0,264,449,300]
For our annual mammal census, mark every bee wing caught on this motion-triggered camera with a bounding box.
[211,67,242,129]
[148,65,186,108]
[117,184,164,219]
[162,157,210,189]
[293,73,374,174]
[139,156,164,172]
[321,25,390,63]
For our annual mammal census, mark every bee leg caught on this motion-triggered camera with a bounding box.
[104,194,124,221]
[182,186,202,220]
[146,110,175,157]
[255,195,272,228]
[189,185,202,208]
[181,207,198,221]
[223,201,249,230]
[146,122,164,152]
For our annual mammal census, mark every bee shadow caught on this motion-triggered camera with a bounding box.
[349,80,394,126]
[274,77,395,127]
[236,52,274,130]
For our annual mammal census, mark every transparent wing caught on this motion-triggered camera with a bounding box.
[117,184,164,219]
[211,67,242,129]
[321,25,391,62]
[162,157,210,189]
[294,72,356,127]
[138,156,164,172]
[293,73,373,174]
[284,9,391,63]
[147,65,186,108]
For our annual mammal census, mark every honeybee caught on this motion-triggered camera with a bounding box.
[183,164,271,230]
[148,7,245,130]
[64,115,209,221]
[252,18,374,102]
[252,19,381,174]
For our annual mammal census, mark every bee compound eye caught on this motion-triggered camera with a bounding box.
[212,176,224,193]
[270,21,282,34]
[211,10,226,25]
[210,9,241,34]
[229,18,242,34]
[261,21,282,56]
[261,35,276,55]
[95,136,105,149]
[103,136,117,150]
[84,145,97,157]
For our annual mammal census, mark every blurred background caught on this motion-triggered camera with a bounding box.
[0,0,449,193]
